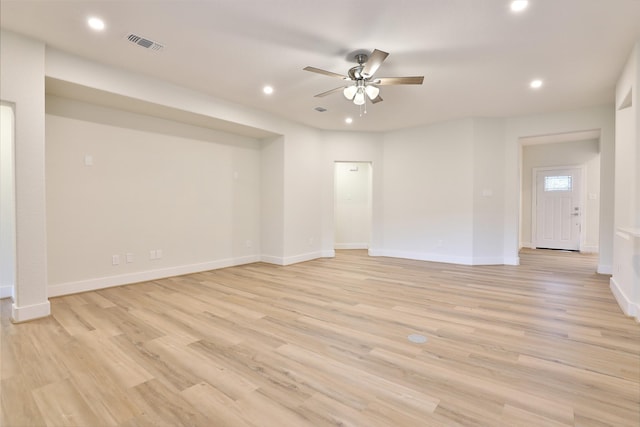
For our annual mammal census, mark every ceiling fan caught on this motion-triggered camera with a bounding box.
[304,49,424,107]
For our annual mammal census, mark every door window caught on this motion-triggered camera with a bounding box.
[544,175,572,192]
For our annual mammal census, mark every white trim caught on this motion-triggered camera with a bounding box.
[471,257,509,265]
[581,245,599,254]
[261,251,333,266]
[610,277,639,321]
[0,284,13,299]
[503,256,520,266]
[281,251,328,266]
[334,243,368,250]
[597,264,613,275]
[48,255,260,297]
[11,300,50,323]
[369,248,473,265]
[520,241,534,249]
[531,165,587,251]
[260,255,285,265]
[321,250,336,258]
[369,248,518,266]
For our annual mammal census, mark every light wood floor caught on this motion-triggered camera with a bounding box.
[1,249,639,427]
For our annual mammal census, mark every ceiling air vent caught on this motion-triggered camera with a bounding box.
[126,33,164,51]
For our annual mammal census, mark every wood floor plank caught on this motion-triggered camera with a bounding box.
[31,378,104,427]
[1,249,639,426]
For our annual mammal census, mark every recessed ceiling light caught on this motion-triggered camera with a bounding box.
[87,17,105,31]
[510,0,529,12]
[263,86,274,95]
[530,79,543,89]
[345,117,353,124]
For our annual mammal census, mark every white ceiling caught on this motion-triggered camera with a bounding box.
[2,0,640,133]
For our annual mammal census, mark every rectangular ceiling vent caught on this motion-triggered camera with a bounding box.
[126,33,164,52]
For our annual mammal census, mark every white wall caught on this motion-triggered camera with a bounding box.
[377,119,476,264]
[521,139,601,252]
[504,105,615,273]
[472,119,507,264]
[282,128,325,264]
[260,136,285,263]
[46,96,262,295]
[0,103,16,299]
[611,40,640,321]
[0,30,50,321]
[334,162,372,249]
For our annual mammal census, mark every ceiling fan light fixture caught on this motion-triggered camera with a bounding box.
[343,85,357,100]
[353,88,366,105]
[365,85,380,100]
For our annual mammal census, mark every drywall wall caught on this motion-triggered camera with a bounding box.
[260,136,285,263]
[472,118,507,264]
[505,105,615,273]
[611,40,639,320]
[46,96,262,295]
[334,162,372,249]
[45,46,331,268]
[378,118,475,264]
[0,104,15,299]
[282,128,325,264]
[0,30,49,321]
[521,139,601,252]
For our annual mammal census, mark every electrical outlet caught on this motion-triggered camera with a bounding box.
[126,253,134,263]
[156,249,162,259]
[112,254,120,265]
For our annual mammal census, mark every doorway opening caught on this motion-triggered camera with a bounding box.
[519,130,601,255]
[0,102,16,300]
[334,161,372,250]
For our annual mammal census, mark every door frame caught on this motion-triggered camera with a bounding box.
[0,101,17,300]
[531,164,587,251]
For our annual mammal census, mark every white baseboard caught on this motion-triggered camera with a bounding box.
[48,255,261,298]
[597,264,613,275]
[334,243,368,250]
[368,248,473,265]
[503,256,520,266]
[610,277,639,321]
[11,300,51,323]
[260,255,285,265]
[520,241,534,249]
[261,250,334,266]
[0,285,13,299]
[369,248,518,266]
[581,245,599,254]
[322,250,336,258]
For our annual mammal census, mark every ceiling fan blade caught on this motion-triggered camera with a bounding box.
[304,66,349,80]
[371,95,384,104]
[373,76,424,85]
[314,86,345,98]
[361,49,389,77]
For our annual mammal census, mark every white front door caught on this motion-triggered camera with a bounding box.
[535,168,582,251]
